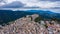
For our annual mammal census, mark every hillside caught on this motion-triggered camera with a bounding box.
[0,14,41,34]
[0,14,60,34]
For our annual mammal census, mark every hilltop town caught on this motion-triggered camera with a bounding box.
[0,14,60,34]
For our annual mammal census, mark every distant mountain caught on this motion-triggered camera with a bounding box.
[0,10,34,25]
[0,1,25,8]
[0,10,60,25]
[26,10,60,19]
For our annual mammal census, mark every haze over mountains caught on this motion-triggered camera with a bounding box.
[0,0,60,13]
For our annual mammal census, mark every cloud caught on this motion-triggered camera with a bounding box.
[16,0,60,8]
[0,0,60,13]
[39,0,60,2]
[0,0,60,8]
[0,2,5,6]
[47,9,60,13]
[0,1,25,8]
[5,0,16,4]
[0,0,16,6]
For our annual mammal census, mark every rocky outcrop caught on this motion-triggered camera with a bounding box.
[0,14,60,34]
[0,14,41,34]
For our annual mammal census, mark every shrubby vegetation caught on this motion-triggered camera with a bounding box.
[34,16,60,24]
[34,16,42,22]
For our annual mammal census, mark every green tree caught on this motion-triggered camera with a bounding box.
[34,16,42,22]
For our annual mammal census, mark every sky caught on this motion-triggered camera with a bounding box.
[0,0,60,13]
